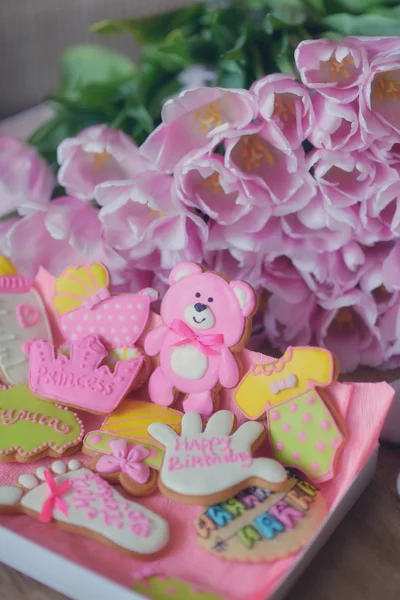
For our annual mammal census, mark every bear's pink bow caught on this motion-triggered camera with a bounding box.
[96,439,151,484]
[269,374,298,394]
[39,470,71,523]
[169,319,223,356]
[83,287,111,309]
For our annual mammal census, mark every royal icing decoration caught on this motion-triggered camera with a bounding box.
[0,257,52,385]
[0,461,170,557]
[132,574,223,600]
[92,438,159,497]
[148,410,287,505]
[83,431,163,469]
[195,470,326,562]
[144,262,257,417]
[0,385,84,461]
[53,263,158,349]
[27,335,142,414]
[98,400,183,444]
[235,347,345,482]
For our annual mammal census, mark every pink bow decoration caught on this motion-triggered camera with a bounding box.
[83,287,111,310]
[96,439,151,484]
[269,373,298,394]
[39,470,71,523]
[169,319,223,356]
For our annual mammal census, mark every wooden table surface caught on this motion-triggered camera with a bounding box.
[0,367,399,600]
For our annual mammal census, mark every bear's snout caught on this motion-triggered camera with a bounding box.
[194,303,208,313]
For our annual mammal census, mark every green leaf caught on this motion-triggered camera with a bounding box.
[91,4,205,44]
[325,0,382,14]
[323,12,400,35]
[59,44,135,101]
[265,1,307,26]
[217,60,246,88]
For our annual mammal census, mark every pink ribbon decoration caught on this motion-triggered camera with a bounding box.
[169,319,223,356]
[96,439,151,484]
[39,470,71,523]
[83,287,111,310]
[269,373,298,395]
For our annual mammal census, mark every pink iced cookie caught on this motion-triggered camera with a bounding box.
[53,263,158,349]
[144,262,257,416]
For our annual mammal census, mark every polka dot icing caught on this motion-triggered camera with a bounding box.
[310,462,320,472]
[289,403,298,412]
[316,441,326,452]
[271,410,280,421]
[302,413,312,423]
[276,442,285,451]
[292,452,301,460]
[306,396,315,405]
[282,423,291,432]
[320,420,330,430]
[298,432,307,442]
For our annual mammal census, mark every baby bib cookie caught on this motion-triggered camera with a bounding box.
[0,257,53,385]
[234,346,345,482]
[148,410,287,506]
[99,400,183,444]
[0,460,170,558]
[27,335,143,414]
[90,438,159,497]
[195,470,326,562]
[0,384,84,462]
[144,261,258,417]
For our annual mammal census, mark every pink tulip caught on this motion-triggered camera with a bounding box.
[0,136,54,218]
[264,290,317,350]
[140,87,257,173]
[224,121,316,217]
[175,154,254,225]
[295,39,368,103]
[251,74,314,148]
[309,96,369,151]
[360,179,400,244]
[314,290,383,372]
[360,40,400,139]
[57,125,150,201]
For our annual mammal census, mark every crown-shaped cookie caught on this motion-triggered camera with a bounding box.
[27,335,143,414]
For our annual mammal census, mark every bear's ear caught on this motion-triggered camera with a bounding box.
[230,281,257,317]
[168,262,203,286]
[140,288,159,302]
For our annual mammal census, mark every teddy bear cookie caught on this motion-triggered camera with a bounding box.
[144,262,258,416]
[148,410,287,506]
[235,346,345,482]
[0,459,170,558]
[0,257,52,385]
[53,262,158,390]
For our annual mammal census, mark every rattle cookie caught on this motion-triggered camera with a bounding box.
[0,385,84,462]
[90,438,159,497]
[148,410,287,506]
[144,262,257,417]
[235,346,345,482]
[0,257,52,385]
[0,460,170,558]
[195,469,326,562]
[27,335,143,414]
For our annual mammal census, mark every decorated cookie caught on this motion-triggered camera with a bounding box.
[0,459,170,557]
[0,257,52,385]
[144,262,257,417]
[132,572,223,600]
[235,347,345,482]
[83,431,164,469]
[195,469,326,562]
[148,410,287,506]
[90,438,159,497]
[27,335,143,414]
[99,401,183,444]
[0,384,84,462]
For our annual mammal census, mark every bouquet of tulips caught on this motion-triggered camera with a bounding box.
[2,35,400,373]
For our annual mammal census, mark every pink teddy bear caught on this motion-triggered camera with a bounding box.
[144,262,257,416]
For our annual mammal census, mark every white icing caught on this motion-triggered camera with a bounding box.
[0,486,23,506]
[148,410,287,497]
[68,459,81,471]
[184,304,215,330]
[51,461,67,475]
[232,286,247,310]
[0,289,53,384]
[36,467,49,480]
[170,345,208,379]
[172,268,195,282]
[21,469,169,554]
[18,474,39,489]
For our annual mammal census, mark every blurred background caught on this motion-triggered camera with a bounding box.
[0,0,192,117]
